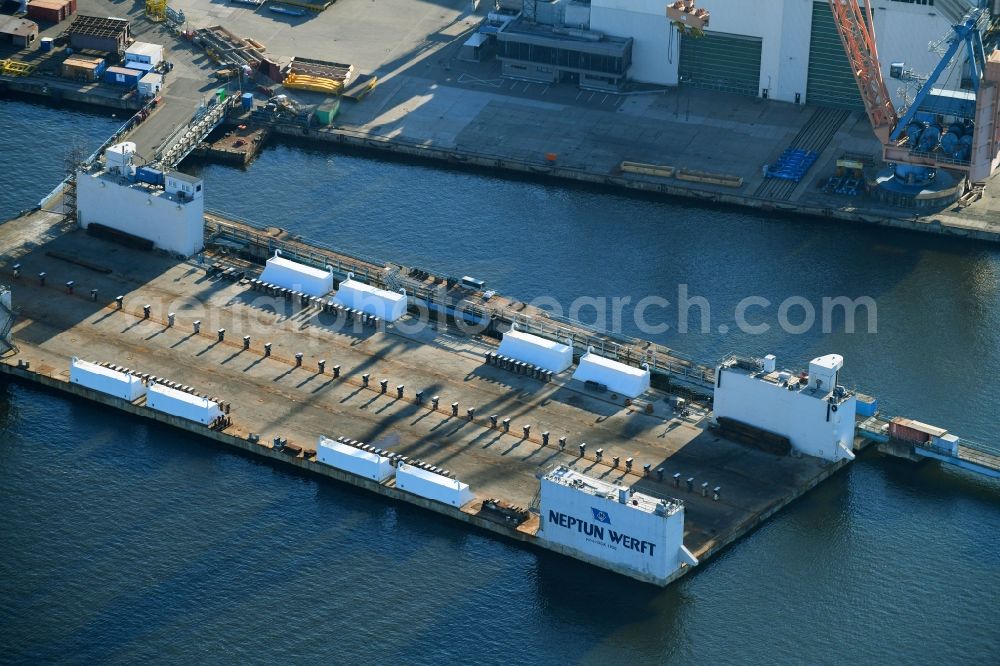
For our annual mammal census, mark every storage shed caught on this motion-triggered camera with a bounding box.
[316,436,395,482]
[68,14,130,54]
[259,251,334,297]
[497,327,573,373]
[0,18,39,48]
[146,383,223,425]
[334,275,407,322]
[572,350,650,398]
[395,463,474,507]
[69,357,146,401]
[138,72,163,97]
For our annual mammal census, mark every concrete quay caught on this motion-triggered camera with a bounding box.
[5,0,999,240]
[0,208,857,584]
[167,0,1000,241]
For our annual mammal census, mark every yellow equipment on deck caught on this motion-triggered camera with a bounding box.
[0,59,36,77]
[283,73,343,95]
[146,0,167,22]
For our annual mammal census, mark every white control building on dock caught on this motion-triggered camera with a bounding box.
[538,465,697,586]
[76,142,205,257]
[713,353,857,462]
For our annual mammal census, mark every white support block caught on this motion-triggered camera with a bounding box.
[333,275,407,322]
[395,463,474,507]
[70,357,146,401]
[497,327,572,373]
[316,436,394,482]
[146,383,223,425]
[572,351,650,398]
[259,251,334,297]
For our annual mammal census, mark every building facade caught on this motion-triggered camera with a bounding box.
[561,0,985,108]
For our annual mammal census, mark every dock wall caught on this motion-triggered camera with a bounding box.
[0,76,142,111]
[265,124,1000,244]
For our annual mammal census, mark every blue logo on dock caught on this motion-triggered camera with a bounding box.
[591,508,611,524]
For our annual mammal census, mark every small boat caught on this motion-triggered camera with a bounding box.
[269,4,306,16]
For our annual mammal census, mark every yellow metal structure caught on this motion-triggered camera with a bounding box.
[146,0,167,23]
[0,59,36,77]
[283,73,344,95]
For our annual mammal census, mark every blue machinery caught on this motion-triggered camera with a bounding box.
[831,2,999,187]
[891,9,990,143]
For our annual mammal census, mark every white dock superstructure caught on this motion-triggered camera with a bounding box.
[538,466,697,586]
[713,353,857,462]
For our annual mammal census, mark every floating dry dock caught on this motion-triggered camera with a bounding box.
[0,205,871,586]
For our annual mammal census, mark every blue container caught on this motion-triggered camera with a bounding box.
[104,66,142,87]
[856,394,877,418]
[135,167,165,186]
[40,38,53,53]
[241,92,254,110]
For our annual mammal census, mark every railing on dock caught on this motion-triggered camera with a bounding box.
[203,212,717,391]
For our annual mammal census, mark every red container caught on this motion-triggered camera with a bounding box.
[889,419,934,444]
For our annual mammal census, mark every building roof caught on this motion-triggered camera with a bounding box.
[68,15,130,38]
[544,465,683,516]
[499,16,631,57]
[125,41,162,57]
[166,171,202,184]
[0,18,39,37]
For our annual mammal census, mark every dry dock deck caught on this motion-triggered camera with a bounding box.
[0,210,849,578]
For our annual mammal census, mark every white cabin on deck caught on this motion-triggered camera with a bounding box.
[712,353,857,462]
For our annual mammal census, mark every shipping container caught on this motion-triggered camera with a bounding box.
[313,99,340,126]
[40,37,54,52]
[26,0,74,24]
[240,92,254,110]
[889,417,946,444]
[104,65,141,86]
[61,56,105,82]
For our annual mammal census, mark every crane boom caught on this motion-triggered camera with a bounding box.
[827,0,898,145]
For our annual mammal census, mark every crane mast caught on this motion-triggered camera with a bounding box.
[827,0,897,145]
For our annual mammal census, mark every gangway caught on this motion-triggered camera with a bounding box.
[858,413,1000,479]
[154,96,235,169]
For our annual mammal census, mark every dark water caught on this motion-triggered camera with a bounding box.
[2,101,999,664]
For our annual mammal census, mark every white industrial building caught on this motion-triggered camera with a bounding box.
[502,0,992,109]
[76,142,205,257]
[538,465,698,585]
[571,348,650,398]
[712,353,857,462]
